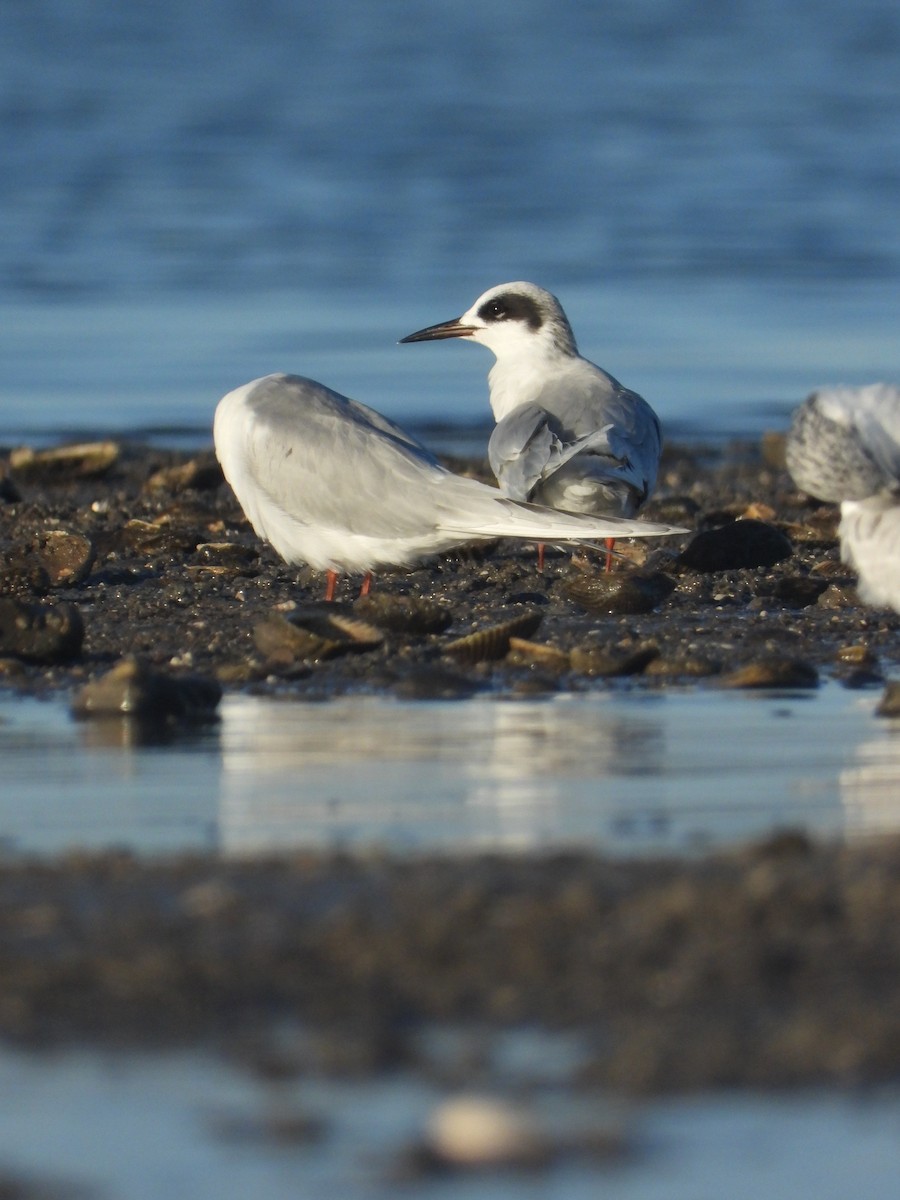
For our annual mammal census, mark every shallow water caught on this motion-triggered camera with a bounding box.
[1,684,898,858]
[0,1044,898,1200]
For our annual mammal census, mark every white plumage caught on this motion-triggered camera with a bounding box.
[401,281,662,523]
[786,383,900,613]
[214,373,685,587]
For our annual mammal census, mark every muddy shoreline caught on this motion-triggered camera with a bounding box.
[0,434,898,700]
[2,434,900,1093]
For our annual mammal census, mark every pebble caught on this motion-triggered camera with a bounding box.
[71,656,222,721]
[425,1095,548,1169]
[570,641,660,677]
[767,575,830,608]
[564,570,676,615]
[678,519,793,572]
[718,657,819,689]
[34,529,95,587]
[144,455,223,493]
[0,596,84,662]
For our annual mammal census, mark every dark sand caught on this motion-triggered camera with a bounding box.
[1,435,900,1093]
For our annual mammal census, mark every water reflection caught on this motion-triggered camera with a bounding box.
[840,719,900,836]
[2,687,900,857]
[217,695,668,854]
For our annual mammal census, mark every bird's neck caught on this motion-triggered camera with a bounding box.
[487,350,575,421]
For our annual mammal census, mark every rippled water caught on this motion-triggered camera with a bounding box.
[1,0,898,439]
[2,685,899,858]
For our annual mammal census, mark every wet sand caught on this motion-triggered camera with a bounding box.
[1,435,900,1093]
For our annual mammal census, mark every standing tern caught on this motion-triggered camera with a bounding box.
[786,383,900,613]
[214,373,685,600]
[401,281,663,569]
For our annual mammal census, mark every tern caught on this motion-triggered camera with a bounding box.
[786,383,900,613]
[401,281,662,569]
[214,373,685,600]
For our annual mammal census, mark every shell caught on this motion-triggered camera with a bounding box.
[8,441,119,479]
[444,611,543,666]
[570,641,660,677]
[353,593,452,635]
[253,607,383,665]
[505,637,571,671]
[564,571,675,615]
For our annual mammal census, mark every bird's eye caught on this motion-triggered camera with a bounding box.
[487,300,508,320]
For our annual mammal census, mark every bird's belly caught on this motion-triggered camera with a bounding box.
[532,472,639,519]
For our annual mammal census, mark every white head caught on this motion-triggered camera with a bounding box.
[401,281,578,363]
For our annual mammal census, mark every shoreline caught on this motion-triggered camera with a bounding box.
[2,434,900,1092]
[0,433,897,702]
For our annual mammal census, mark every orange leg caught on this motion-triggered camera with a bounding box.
[359,572,372,597]
[604,537,616,573]
[324,569,338,602]
[536,542,545,572]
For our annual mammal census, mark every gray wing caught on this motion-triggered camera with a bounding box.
[488,387,662,506]
[788,385,900,501]
[241,375,450,538]
[851,385,900,484]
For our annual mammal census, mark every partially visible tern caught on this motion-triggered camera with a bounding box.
[401,280,662,569]
[786,382,900,613]
[214,373,684,599]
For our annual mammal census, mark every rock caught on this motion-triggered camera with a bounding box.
[678,520,793,572]
[836,644,878,669]
[0,596,84,662]
[391,664,480,700]
[72,657,221,721]
[644,654,722,679]
[8,441,119,480]
[570,641,659,677]
[564,570,676,615]
[425,1095,548,1169]
[33,529,95,586]
[195,542,258,568]
[876,682,900,718]
[816,584,859,610]
[0,465,21,503]
[768,575,829,608]
[144,454,223,493]
[718,658,819,689]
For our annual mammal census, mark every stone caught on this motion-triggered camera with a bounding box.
[144,454,223,493]
[718,658,819,689]
[678,520,793,572]
[72,657,221,721]
[34,529,95,586]
[570,641,660,677]
[0,596,84,662]
[768,575,829,608]
[425,1095,548,1169]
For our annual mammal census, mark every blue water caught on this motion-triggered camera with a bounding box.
[1,0,899,441]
